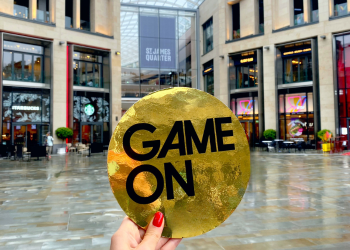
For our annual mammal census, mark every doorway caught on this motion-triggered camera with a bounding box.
[241,122,253,146]
[81,123,103,144]
[12,124,49,147]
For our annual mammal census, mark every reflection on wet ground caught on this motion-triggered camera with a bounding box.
[0,152,350,249]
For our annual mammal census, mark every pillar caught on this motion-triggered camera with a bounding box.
[303,0,310,23]
[257,49,264,138]
[312,38,320,141]
[73,0,80,29]
[29,0,37,20]
[225,3,233,41]
[0,33,3,143]
[49,0,55,23]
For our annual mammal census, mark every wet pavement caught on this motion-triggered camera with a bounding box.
[0,152,350,249]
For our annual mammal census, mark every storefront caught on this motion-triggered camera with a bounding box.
[229,49,264,146]
[72,91,110,145]
[278,88,315,142]
[230,93,259,146]
[203,60,213,95]
[2,87,50,147]
[335,33,350,141]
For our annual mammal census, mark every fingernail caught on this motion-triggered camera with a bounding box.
[153,212,164,227]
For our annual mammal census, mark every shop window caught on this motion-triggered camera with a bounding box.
[37,0,50,23]
[294,0,304,25]
[3,41,45,83]
[310,0,319,22]
[229,51,258,89]
[73,52,103,88]
[232,3,240,39]
[13,0,29,19]
[65,0,73,28]
[80,0,90,31]
[203,60,214,95]
[334,0,348,17]
[258,0,264,33]
[279,92,314,142]
[237,65,258,88]
[284,55,312,83]
[203,17,213,54]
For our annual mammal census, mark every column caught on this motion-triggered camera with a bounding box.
[240,0,258,37]
[303,0,310,23]
[318,34,336,134]
[263,46,277,132]
[329,0,334,17]
[68,45,74,129]
[0,0,14,15]
[257,49,264,138]
[0,33,3,143]
[49,0,55,23]
[225,3,233,41]
[90,0,96,32]
[311,38,320,139]
[29,0,37,20]
[73,0,80,29]
[52,40,67,153]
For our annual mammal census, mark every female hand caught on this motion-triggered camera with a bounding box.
[111,212,182,250]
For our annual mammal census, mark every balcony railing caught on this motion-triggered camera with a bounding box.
[13,4,28,19]
[233,29,240,39]
[80,20,90,31]
[335,3,348,17]
[311,9,319,22]
[36,10,50,23]
[65,16,73,28]
[294,13,305,26]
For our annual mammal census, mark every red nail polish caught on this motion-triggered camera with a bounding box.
[153,212,164,227]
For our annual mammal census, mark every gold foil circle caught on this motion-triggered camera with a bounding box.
[108,88,250,238]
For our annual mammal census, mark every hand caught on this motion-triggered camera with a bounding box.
[111,212,182,250]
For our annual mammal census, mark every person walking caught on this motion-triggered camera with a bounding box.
[46,132,54,159]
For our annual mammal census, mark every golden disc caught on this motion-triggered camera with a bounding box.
[107,88,250,238]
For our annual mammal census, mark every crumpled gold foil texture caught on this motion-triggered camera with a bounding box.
[108,88,250,238]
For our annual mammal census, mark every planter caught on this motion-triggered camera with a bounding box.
[57,148,66,155]
[322,143,331,152]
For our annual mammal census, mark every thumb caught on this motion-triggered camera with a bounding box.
[138,212,164,250]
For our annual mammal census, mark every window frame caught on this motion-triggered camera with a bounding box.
[73,59,104,88]
[3,49,44,83]
[282,54,312,84]
[202,17,213,54]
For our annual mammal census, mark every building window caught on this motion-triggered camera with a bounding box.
[334,0,348,17]
[13,0,29,19]
[80,0,90,31]
[203,60,214,95]
[279,91,314,142]
[36,0,50,23]
[310,0,319,22]
[3,41,45,83]
[232,3,240,39]
[280,42,312,84]
[73,52,103,88]
[65,0,73,28]
[258,0,264,33]
[203,17,213,54]
[231,95,259,146]
[335,34,350,141]
[294,0,304,25]
[229,51,258,89]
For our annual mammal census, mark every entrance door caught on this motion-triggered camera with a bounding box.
[12,124,41,147]
[240,122,253,146]
[81,123,103,144]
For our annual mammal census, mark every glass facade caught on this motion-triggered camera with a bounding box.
[334,0,348,17]
[294,0,304,26]
[14,0,29,19]
[310,0,319,22]
[73,52,103,88]
[3,41,50,84]
[73,91,110,145]
[203,17,213,54]
[229,51,258,90]
[203,60,213,95]
[232,3,240,39]
[121,6,197,98]
[279,41,312,84]
[230,94,259,146]
[279,89,314,142]
[335,34,350,141]
[2,87,50,147]
[120,0,205,9]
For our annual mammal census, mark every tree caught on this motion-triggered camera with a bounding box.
[55,127,73,146]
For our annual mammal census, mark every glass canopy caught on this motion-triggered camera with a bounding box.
[121,0,205,9]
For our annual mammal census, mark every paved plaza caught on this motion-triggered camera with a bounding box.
[0,152,350,249]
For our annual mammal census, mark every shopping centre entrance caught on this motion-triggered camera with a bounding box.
[240,121,258,147]
[12,123,49,147]
[81,123,103,144]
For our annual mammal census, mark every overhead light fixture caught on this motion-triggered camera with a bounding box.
[59,41,65,45]
[115,51,121,55]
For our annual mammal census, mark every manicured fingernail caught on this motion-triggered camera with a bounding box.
[153,212,164,227]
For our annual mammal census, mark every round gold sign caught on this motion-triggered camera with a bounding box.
[107,88,250,238]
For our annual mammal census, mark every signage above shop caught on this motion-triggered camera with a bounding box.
[107,88,250,238]
[12,106,40,111]
[283,48,311,56]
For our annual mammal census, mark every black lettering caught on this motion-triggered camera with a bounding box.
[126,164,164,204]
[164,160,195,200]
[215,117,235,151]
[158,121,186,158]
[184,119,217,155]
[123,123,160,161]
